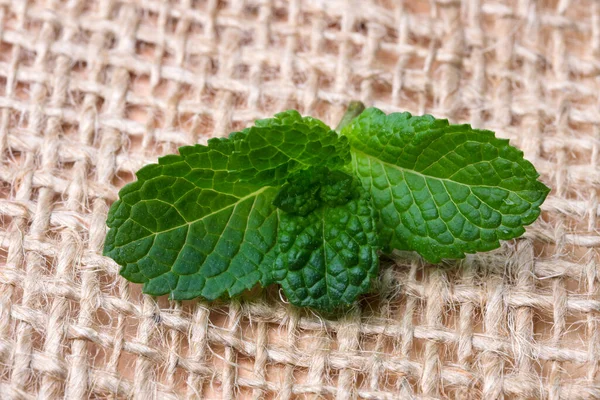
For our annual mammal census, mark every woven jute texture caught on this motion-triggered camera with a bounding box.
[0,0,598,399]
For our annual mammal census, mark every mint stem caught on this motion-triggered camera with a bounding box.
[335,101,366,133]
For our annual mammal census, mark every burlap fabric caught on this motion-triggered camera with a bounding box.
[0,0,598,399]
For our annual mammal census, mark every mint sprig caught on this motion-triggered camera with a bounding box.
[104,105,549,311]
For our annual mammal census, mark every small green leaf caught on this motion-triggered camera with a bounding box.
[104,112,350,301]
[230,110,351,185]
[271,177,379,311]
[272,166,327,216]
[343,108,550,263]
[319,169,356,206]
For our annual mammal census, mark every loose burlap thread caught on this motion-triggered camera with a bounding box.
[0,0,598,399]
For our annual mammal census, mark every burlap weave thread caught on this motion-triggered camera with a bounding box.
[0,0,598,399]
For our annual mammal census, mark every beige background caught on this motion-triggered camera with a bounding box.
[0,0,598,398]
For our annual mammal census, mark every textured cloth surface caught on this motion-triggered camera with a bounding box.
[0,0,598,399]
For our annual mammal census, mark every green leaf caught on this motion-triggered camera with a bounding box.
[229,110,351,185]
[103,111,350,301]
[270,173,379,310]
[272,166,327,216]
[343,108,550,263]
[319,169,356,206]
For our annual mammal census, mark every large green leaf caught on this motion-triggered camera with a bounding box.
[104,111,350,301]
[343,108,550,263]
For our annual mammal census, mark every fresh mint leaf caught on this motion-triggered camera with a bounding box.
[103,111,350,301]
[319,169,356,206]
[271,174,379,310]
[342,107,550,263]
[272,166,327,216]
[104,105,549,312]
[224,110,350,186]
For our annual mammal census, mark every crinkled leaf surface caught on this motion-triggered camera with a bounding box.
[270,171,379,311]
[271,166,327,216]
[103,111,350,301]
[343,108,550,263]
